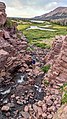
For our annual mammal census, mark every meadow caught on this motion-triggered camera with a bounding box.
[17,20,67,48]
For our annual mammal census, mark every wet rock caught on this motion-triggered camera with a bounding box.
[17,100,23,105]
[1,105,10,111]
[6,112,10,117]
[20,111,30,119]
[48,106,56,112]
[3,30,10,39]
[24,106,29,112]
[47,114,53,119]
[38,107,42,116]
[0,49,9,69]
[37,100,43,107]
[42,104,47,112]
[42,113,47,118]
[46,99,53,106]
[25,54,32,65]
[29,79,35,85]
[11,94,15,98]
[33,104,38,113]
[0,30,3,37]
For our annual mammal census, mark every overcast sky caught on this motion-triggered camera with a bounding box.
[1,0,67,18]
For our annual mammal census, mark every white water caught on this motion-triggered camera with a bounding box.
[17,75,25,83]
[1,88,11,95]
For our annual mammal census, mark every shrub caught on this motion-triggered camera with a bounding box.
[44,79,49,85]
[60,83,67,104]
[62,93,67,104]
[5,19,13,28]
[41,65,50,73]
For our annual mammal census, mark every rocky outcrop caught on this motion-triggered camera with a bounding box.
[0,29,30,82]
[53,104,67,119]
[45,36,63,64]
[0,2,7,25]
[45,36,67,86]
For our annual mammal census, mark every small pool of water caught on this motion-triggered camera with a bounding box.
[30,20,45,23]
[26,26,56,31]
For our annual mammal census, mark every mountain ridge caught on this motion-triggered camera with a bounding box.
[33,7,67,20]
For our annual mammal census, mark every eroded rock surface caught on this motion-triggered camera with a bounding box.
[44,36,67,86]
[53,104,67,119]
[0,2,6,25]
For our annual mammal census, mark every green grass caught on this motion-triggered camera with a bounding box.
[17,24,30,31]
[41,64,50,73]
[44,80,49,86]
[17,20,67,45]
[60,83,67,104]
[33,42,50,49]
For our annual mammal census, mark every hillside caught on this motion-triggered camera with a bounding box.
[34,7,67,20]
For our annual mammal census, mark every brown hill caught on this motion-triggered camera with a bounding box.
[34,7,67,20]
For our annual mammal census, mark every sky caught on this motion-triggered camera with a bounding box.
[1,0,67,18]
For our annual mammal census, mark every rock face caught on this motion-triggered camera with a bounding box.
[53,104,67,119]
[0,29,28,81]
[0,2,6,25]
[0,2,29,81]
[45,36,63,64]
[45,36,67,86]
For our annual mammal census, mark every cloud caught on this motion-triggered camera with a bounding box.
[1,0,67,17]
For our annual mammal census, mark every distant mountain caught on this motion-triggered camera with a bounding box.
[33,7,67,20]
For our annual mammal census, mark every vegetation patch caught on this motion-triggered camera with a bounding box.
[5,19,13,28]
[44,79,49,86]
[17,24,30,31]
[41,64,50,73]
[60,83,67,104]
[17,20,67,46]
[33,42,50,49]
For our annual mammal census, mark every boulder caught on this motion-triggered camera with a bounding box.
[0,49,9,69]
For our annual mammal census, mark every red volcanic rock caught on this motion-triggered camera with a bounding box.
[3,30,10,39]
[0,2,7,25]
[0,28,29,77]
[0,30,4,37]
[44,36,63,64]
[0,49,9,69]
[45,36,67,85]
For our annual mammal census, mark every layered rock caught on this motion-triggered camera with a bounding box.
[0,2,32,83]
[45,36,67,86]
[0,29,29,79]
[0,2,7,25]
[45,36,63,64]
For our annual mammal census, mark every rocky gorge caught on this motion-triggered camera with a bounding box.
[0,2,67,119]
